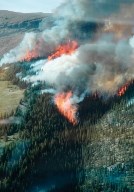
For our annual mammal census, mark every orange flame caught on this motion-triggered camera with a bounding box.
[54,91,78,125]
[48,40,78,60]
[21,50,39,62]
[117,82,130,96]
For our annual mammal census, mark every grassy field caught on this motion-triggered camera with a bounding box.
[0,81,24,115]
[0,67,6,80]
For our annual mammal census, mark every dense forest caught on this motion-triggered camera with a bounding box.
[0,64,134,192]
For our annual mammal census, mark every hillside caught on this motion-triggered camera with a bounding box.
[0,10,49,56]
[0,73,133,191]
[82,99,134,191]
[0,8,134,192]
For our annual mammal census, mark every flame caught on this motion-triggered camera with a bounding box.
[117,82,130,96]
[48,40,78,60]
[21,40,78,62]
[48,41,78,124]
[54,91,78,125]
[21,50,39,62]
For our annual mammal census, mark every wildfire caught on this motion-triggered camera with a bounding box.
[48,40,78,60]
[21,50,39,62]
[20,40,78,62]
[54,91,78,125]
[117,81,131,96]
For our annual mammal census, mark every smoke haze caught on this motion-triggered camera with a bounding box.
[1,0,134,123]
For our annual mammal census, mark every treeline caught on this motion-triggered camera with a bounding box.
[0,83,116,191]
[0,72,133,191]
[4,63,29,89]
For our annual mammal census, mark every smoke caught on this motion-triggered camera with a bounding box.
[23,36,134,94]
[56,0,134,22]
[0,33,38,66]
[129,36,134,48]
[1,0,134,123]
[0,117,21,125]
[1,0,134,65]
[1,1,134,65]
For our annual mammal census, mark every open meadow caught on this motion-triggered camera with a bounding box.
[0,81,24,115]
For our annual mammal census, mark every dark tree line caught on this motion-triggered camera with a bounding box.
[0,64,134,192]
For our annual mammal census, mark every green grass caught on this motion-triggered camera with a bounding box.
[0,81,24,115]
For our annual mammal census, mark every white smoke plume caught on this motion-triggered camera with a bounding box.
[23,35,134,95]
[1,0,134,66]
[1,0,134,123]
[0,33,38,66]
[0,117,21,125]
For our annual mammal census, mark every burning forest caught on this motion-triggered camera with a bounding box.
[0,1,134,192]
[0,0,134,124]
